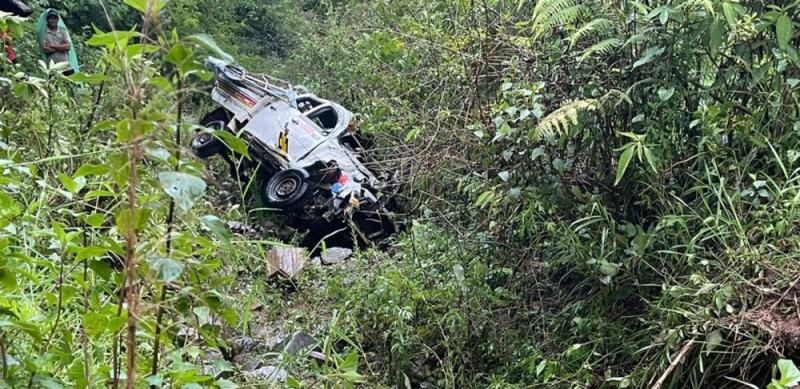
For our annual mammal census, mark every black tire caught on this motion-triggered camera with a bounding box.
[191,132,224,159]
[192,108,231,159]
[264,168,311,210]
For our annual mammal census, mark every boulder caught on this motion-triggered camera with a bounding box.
[249,365,288,381]
[321,247,353,265]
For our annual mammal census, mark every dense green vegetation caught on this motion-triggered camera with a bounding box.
[2,0,800,388]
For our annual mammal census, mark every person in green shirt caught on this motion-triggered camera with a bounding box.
[35,9,79,75]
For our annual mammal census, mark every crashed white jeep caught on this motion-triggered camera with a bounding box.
[191,57,396,241]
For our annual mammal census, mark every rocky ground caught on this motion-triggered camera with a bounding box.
[195,165,369,386]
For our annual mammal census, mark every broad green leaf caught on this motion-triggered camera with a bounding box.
[199,215,230,245]
[74,246,110,263]
[124,0,167,14]
[776,14,793,50]
[58,173,78,193]
[186,34,233,63]
[159,172,207,213]
[599,261,619,277]
[778,359,800,386]
[632,46,665,70]
[193,306,210,321]
[657,87,675,102]
[87,31,142,47]
[148,256,185,283]
[285,376,301,389]
[643,146,658,173]
[615,146,635,185]
[32,375,63,389]
[708,18,725,58]
[498,171,510,182]
[212,131,251,159]
[216,379,238,389]
[722,2,743,27]
[83,312,109,337]
[705,330,722,352]
[67,72,108,84]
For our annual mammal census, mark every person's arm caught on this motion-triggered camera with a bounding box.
[55,31,71,52]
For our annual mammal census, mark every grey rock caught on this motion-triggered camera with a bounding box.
[227,221,244,232]
[321,247,353,265]
[311,257,322,266]
[233,352,261,371]
[250,365,288,381]
[279,330,318,356]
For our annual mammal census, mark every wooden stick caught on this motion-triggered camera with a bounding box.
[650,339,696,389]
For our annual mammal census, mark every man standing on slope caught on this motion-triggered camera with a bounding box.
[36,9,79,75]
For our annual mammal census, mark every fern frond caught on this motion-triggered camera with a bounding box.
[545,5,586,30]
[600,89,633,109]
[623,27,661,48]
[570,18,615,47]
[532,0,580,36]
[577,38,622,62]
[533,99,598,139]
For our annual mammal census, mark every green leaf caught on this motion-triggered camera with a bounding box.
[32,375,63,389]
[186,34,233,63]
[498,171,510,182]
[705,330,722,352]
[124,0,167,13]
[87,31,142,47]
[632,46,665,70]
[58,173,78,193]
[643,146,658,173]
[144,376,164,387]
[75,246,110,263]
[708,17,725,58]
[475,190,495,208]
[778,359,800,386]
[67,73,108,84]
[83,312,109,337]
[193,306,211,322]
[599,261,619,277]
[159,172,207,213]
[657,87,675,102]
[777,14,794,50]
[615,146,635,185]
[404,127,420,142]
[212,131,251,159]
[722,2,742,27]
[148,257,185,283]
[199,215,230,245]
[216,379,238,389]
[285,376,301,388]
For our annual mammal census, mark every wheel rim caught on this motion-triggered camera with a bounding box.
[197,132,214,145]
[275,176,301,198]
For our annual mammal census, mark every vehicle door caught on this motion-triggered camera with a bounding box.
[283,111,325,162]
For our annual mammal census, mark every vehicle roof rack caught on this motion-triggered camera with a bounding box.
[205,56,299,109]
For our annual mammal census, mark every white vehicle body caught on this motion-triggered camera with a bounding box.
[197,57,394,240]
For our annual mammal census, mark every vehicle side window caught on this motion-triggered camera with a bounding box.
[305,106,338,130]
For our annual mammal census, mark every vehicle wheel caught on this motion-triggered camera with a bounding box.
[192,108,231,159]
[264,168,311,210]
[191,132,224,159]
